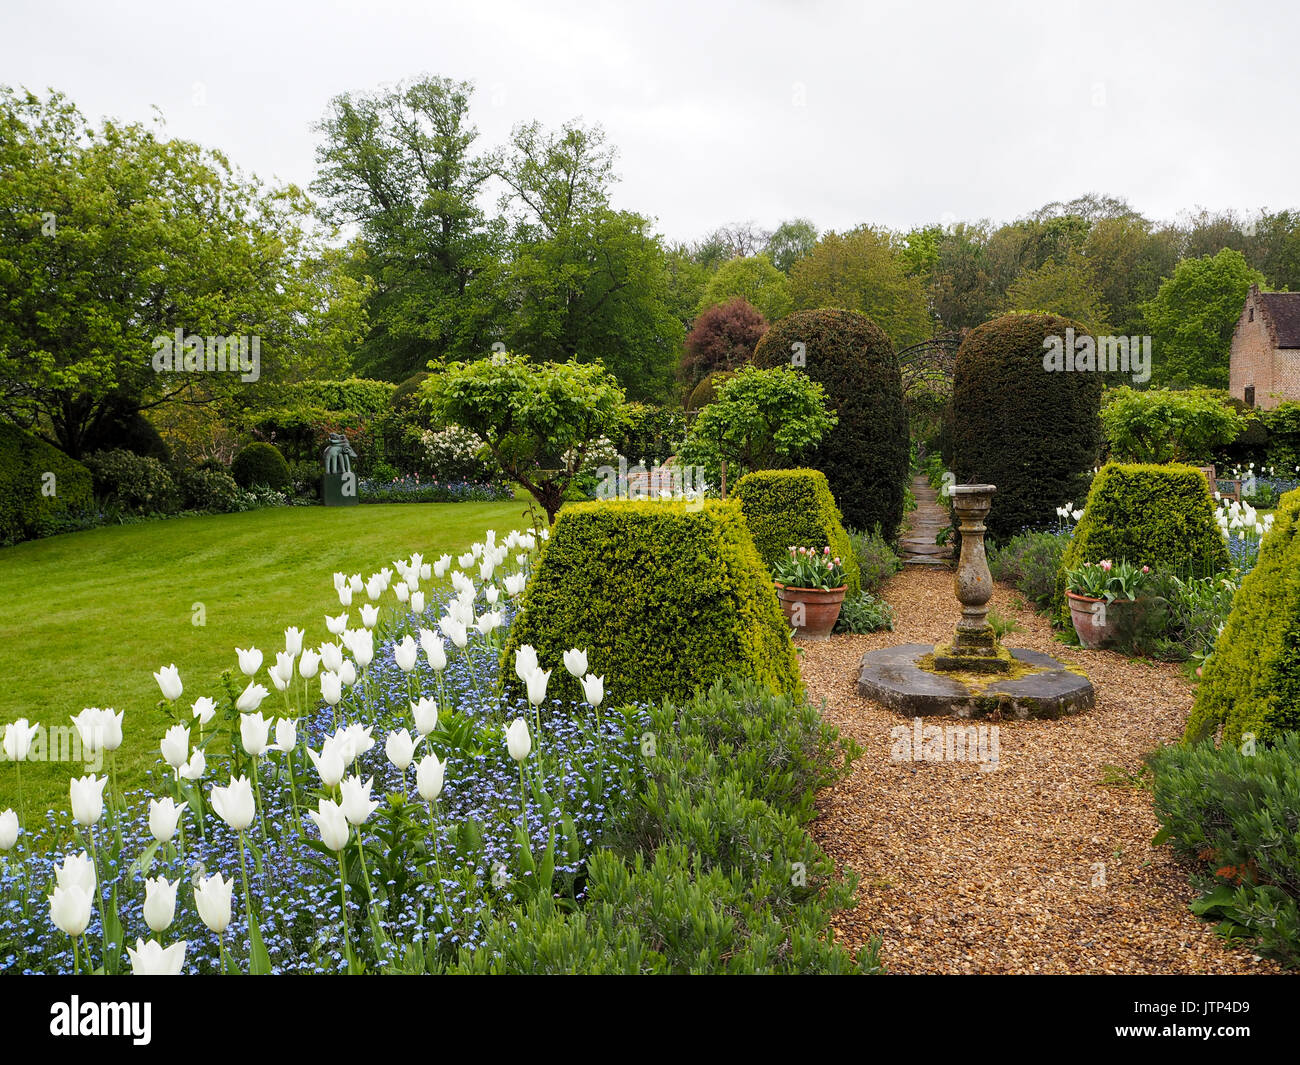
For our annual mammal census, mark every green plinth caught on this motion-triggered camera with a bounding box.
[323,471,359,507]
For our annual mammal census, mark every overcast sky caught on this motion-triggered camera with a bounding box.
[3,0,1298,244]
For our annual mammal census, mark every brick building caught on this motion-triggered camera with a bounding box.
[1229,285,1300,408]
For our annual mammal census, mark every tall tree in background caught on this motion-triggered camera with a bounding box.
[312,76,495,379]
[765,218,818,273]
[789,227,931,348]
[482,120,683,401]
[1141,248,1263,388]
[1002,248,1112,334]
[0,87,366,457]
[697,254,791,322]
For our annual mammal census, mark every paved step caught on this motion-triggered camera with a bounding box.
[901,473,954,567]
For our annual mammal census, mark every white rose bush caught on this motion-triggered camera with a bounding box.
[0,527,644,974]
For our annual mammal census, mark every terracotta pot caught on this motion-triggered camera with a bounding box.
[1067,592,1138,649]
[775,583,847,640]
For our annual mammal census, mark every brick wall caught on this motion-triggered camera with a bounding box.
[1229,288,1300,409]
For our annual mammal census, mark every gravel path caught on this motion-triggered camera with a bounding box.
[804,566,1283,975]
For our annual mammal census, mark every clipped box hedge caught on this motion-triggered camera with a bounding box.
[734,468,861,596]
[502,500,802,706]
[1054,462,1229,620]
[1185,486,1300,746]
[0,422,94,544]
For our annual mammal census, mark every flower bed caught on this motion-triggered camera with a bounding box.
[358,477,514,504]
[1,527,869,974]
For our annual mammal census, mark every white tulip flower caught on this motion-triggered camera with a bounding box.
[48,884,92,938]
[338,659,358,687]
[325,612,349,636]
[309,798,350,851]
[308,741,346,788]
[179,748,206,782]
[385,728,418,771]
[339,775,379,826]
[298,648,321,679]
[411,697,439,737]
[525,667,552,707]
[284,626,305,657]
[563,648,589,679]
[191,697,217,726]
[235,647,263,677]
[160,724,190,771]
[210,776,256,832]
[0,809,19,851]
[320,641,344,673]
[274,717,297,754]
[338,584,353,606]
[153,664,183,701]
[143,876,179,932]
[410,590,425,614]
[127,938,187,975]
[2,719,39,763]
[55,851,96,894]
[581,673,605,707]
[148,797,187,843]
[394,635,419,673]
[360,604,379,629]
[69,774,107,827]
[194,873,233,934]
[506,717,532,762]
[320,671,342,706]
[514,645,539,683]
[415,752,445,801]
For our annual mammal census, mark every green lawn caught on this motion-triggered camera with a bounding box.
[0,500,523,815]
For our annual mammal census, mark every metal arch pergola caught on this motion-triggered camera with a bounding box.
[896,338,962,398]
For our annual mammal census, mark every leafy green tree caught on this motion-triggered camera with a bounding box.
[1083,215,1180,336]
[788,228,931,348]
[1142,249,1264,388]
[927,222,1001,333]
[1003,248,1112,334]
[697,254,791,323]
[679,365,836,490]
[1247,209,1300,293]
[1100,387,1245,464]
[0,87,366,457]
[764,219,818,273]
[424,352,625,523]
[312,76,496,379]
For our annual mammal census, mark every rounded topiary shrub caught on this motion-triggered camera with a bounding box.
[752,309,908,536]
[1054,462,1230,620]
[0,422,94,544]
[179,466,243,513]
[501,500,802,707]
[230,442,291,491]
[950,313,1102,541]
[84,448,179,514]
[1185,486,1300,746]
[686,370,734,412]
[734,468,861,596]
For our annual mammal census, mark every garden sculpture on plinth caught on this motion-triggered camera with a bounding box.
[322,432,359,507]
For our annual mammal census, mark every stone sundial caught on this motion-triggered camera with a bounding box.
[856,484,1095,720]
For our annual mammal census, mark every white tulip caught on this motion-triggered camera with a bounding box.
[441,617,468,649]
[338,584,353,606]
[514,645,539,683]
[338,659,358,687]
[48,884,92,938]
[385,728,417,771]
[394,635,418,673]
[411,697,439,737]
[148,797,187,843]
[298,648,321,679]
[420,563,432,580]
[525,667,552,707]
[194,873,233,934]
[309,798,350,851]
[274,717,297,753]
[339,775,379,826]
[506,717,532,762]
[143,876,179,933]
[475,611,502,636]
[153,664,183,701]
[236,681,269,714]
[351,629,374,669]
[320,671,342,706]
[2,719,39,762]
[284,626,305,657]
[366,576,384,601]
[415,752,445,801]
[191,697,217,726]
[235,647,263,677]
[69,774,107,826]
[160,723,190,770]
[55,851,96,894]
[458,551,474,568]
[504,573,526,597]
[393,582,410,603]
[325,612,349,635]
[410,590,425,614]
[335,722,375,763]
[210,776,256,832]
[127,938,187,975]
[320,641,343,673]
[179,748,206,781]
[350,573,364,593]
[308,741,346,788]
[581,673,605,707]
[70,707,109,755]
[419,629,446,671]
[360,604,379,629]
[0,808,18,851]
[434,554,451,578]
[563,648,589,679]
[333,571,348,592]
